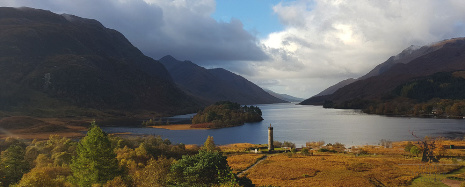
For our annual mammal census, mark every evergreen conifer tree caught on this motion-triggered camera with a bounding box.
[0,145,30,186]
[71,122,120,186]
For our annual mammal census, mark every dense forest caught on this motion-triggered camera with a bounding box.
[191,101,263,128]
[392,71,465,101]
[0,123,252,187]
[327,71,465,117]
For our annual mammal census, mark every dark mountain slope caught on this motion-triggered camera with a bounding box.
[0,7,199,116]
[312,44,443,98]
[159,55,286,105]
[301,37,465,107]
[313,78,357,97]
[359,45,440,80]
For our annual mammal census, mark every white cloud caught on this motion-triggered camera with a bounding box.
[247,0,465,98]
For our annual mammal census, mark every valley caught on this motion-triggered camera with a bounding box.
[1,5,465,187]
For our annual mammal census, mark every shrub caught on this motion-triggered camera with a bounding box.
[318,148,336,153]
[273,141,283,148]
[170,150,235,186]
[283,141,296,149]
[358,149,369,155]
[404,141,414,152]
[306,141,325,149]
[332,142,346,153]
[301,148,310,156]
[16,166,72,187]
[319,148,329,152]
[132,157,173,187]
[410,145,421,157]
[291,148,297,154]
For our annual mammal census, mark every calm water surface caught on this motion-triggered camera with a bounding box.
[102,103,465,147]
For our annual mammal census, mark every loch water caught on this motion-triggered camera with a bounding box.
[102,103,465,147]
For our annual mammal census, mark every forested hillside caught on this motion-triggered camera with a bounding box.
[363,71,465,117]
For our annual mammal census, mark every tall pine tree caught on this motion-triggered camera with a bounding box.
[71,122,120,186]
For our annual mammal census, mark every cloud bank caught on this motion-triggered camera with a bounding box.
[2,0,465,98]
[0,0,268,63]
[251,0,465,97]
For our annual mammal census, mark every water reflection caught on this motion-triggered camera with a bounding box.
[103,103,465,147]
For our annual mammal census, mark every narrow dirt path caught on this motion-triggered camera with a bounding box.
[237,155,268,177]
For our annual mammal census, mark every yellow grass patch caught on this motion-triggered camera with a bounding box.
[227,153,265,173]
[0,117,88,139]
[0,132,85,140]
[219,143,259,152]
[244,153,460,187]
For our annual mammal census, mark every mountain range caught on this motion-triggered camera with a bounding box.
[301,37,465,108]
[0,7,288,120]
[0,7,200,117]
[159,55,286,105]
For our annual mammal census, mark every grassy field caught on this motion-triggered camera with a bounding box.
[227,153,266,174]
[0,116,88,139]
[409,166,465,187]
[225,140,465,187]
[220,143,261,153]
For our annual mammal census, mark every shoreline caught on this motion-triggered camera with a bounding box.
[149,124,209,130]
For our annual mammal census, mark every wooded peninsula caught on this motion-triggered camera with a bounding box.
[191,101,263,129]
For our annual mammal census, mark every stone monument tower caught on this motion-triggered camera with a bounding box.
[268,124,274,151]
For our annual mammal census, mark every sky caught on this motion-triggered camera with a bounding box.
[2,0,465,98]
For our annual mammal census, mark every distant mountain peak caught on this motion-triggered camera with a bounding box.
[160,55,177,62]
[406,44,421,51]
[393,45,421,60]
[159,56,286,105]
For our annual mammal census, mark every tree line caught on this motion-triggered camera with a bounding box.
[363,98,465,117]
[0,122,252,186]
